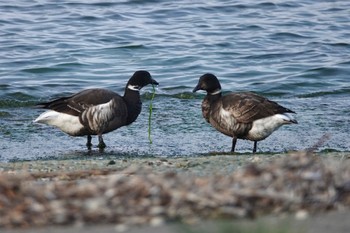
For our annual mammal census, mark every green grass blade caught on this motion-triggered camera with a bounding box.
[148,84,156,144]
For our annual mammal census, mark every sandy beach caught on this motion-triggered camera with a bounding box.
[0,151,349,233]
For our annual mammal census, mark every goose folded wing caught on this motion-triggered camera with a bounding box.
[222,92,292,123]
[36,89,119,117]
[79,96,127,133]
[35,96,83,116]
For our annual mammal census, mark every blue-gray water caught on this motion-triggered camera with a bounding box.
[1,0,350,162]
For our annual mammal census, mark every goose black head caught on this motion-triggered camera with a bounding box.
[193,73,222,95]
[127,70,159,91]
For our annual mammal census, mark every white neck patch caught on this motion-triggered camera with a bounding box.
[127,85,140,91]
[209,89,221,95]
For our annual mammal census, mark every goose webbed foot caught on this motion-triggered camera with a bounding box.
[98,135,106,151]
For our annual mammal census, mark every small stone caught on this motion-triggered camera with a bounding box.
[295,210,309,220]
[115,224,128,232]
[107,160,116,165]
[150,216,164,226]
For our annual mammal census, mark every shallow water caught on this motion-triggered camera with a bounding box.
[1,0,350,161]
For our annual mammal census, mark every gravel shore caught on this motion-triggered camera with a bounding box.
[0,151,349,232]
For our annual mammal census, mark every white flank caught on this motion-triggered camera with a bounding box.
[218,108,236,128]
[248,113,296,140]
[83,100,115,132]
[34,110,84,135]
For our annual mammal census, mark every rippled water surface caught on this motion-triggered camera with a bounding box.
[1,0,350,161]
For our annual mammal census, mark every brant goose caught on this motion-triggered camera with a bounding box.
[34,70,158,150]
[193,73,297,153]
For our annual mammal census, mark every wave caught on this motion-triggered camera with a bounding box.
[0,92,196,109]
[22,67,66,74]
[297,87,350,98]
[0,99,37,108]
[269,32,314,39]
[5,85,348,109]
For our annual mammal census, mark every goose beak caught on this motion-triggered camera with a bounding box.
[192,84,201,92]
[151,79,159,86]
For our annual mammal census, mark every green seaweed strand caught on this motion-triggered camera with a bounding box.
[148,84,156,144]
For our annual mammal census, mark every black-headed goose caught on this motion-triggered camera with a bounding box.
[193,73,297,153]
[34,70,158,150]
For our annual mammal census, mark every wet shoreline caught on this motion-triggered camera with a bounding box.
[1,151,347,174]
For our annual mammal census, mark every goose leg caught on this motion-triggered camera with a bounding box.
[86,135,92,150]
[231,137,237,152]
[98,135,106,150]
[253,141,257,153]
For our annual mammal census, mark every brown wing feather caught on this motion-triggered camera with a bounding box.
[36,88,121,116]
[222,92,294,123]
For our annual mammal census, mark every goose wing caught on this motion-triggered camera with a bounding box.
[36,88,120,116]
[36,88,128,134]
[222,92,294,123]
[79,96,128,134]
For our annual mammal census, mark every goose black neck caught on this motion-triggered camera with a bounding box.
[123,88,142,125]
